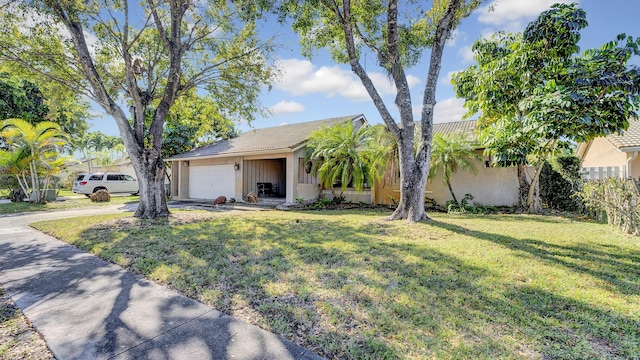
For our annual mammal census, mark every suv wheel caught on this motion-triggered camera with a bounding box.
[93,187,107,194]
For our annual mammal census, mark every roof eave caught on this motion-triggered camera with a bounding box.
[167,148,295,161]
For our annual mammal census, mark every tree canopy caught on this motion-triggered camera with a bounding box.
[453,3,640,213]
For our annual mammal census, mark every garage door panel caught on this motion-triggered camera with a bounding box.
[189,165,235,199]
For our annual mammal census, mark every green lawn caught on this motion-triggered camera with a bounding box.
[32,210,640,359]
[0,195,138,214]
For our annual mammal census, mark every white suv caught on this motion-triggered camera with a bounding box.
[72,173,139,196]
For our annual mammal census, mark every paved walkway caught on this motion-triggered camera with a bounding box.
[0,205,324,360]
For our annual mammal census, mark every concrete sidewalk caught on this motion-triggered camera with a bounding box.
[0,209,325,360]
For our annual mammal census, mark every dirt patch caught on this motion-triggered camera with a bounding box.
[95,210,226,231]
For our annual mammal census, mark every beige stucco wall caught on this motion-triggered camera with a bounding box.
[297,183,322,200]
[374,159,520,207]
[426,162,519,206]
[581,138,626,169]
[321,189,372,203]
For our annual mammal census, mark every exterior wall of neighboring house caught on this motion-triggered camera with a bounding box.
[580,138,627,169]
[578,138,640,179]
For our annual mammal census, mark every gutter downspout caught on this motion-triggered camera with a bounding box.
[627,151,638,178]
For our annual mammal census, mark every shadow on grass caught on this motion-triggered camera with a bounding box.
[430,220,640,295]
[50,213,640,359]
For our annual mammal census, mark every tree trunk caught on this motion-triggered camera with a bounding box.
[387,172,429,222]
[132,154,169,219]
[517,163,530,208]
[387,136,430,222]
[527,163,544,213]
[447,180,458,205]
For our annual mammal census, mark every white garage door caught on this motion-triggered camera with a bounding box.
[189,164,236,199]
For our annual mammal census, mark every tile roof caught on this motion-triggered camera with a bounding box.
[168,114,364,160]
[433,120,477,137]
[604,119,640,150]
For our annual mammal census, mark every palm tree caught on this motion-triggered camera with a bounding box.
[0,118,67,203]
[306,121,378,198]
[429,131,480,205]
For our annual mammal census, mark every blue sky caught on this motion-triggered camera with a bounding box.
[88,0,640,136]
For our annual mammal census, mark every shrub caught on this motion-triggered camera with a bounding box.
[312,197,332,209]
[90,189,111,202]
[578,178,640,235]
[446,193,496,214]
[540,156,583,212]
[10,188,25,203]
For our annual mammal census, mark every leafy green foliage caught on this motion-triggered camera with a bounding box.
[539,156,583,212]
[0,73,48,123]
[579,178,640,235]
[306,122,376,192]
[453,3,640,213]
[0,0,275,218]
[0,118,68,203]
[445,193,496,214]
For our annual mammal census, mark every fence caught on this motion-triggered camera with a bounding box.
[581,166,626,180]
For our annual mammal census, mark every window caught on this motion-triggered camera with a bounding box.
[89,174,104,180]
[123,175,136,181]
[76,175,85,181]
[107,174,119,181]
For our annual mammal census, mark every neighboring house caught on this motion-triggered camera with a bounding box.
[168,115,520,207]
[373,120,519,207]
[167,115,367,203]
[576,119,640,179]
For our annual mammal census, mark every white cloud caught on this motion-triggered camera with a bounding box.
[447,29,467,47]
[478,0,577,31]
[412,97,469,124]
[439,70,463,87]
[273,58,421,102]
[269,100,305,115]
[434,97,469,123]
[458,45,475,63]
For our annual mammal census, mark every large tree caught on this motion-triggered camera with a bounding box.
[453,3,640,213]
[282,0,482,222]
[0,0,273,218]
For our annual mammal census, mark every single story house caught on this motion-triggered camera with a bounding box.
[168,115,520,207]
[167,114,366,203]
[576,119,640,179]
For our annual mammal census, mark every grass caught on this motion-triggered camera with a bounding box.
[0,287,54,359]
[0,195,139,214]
[32,209,640,359]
